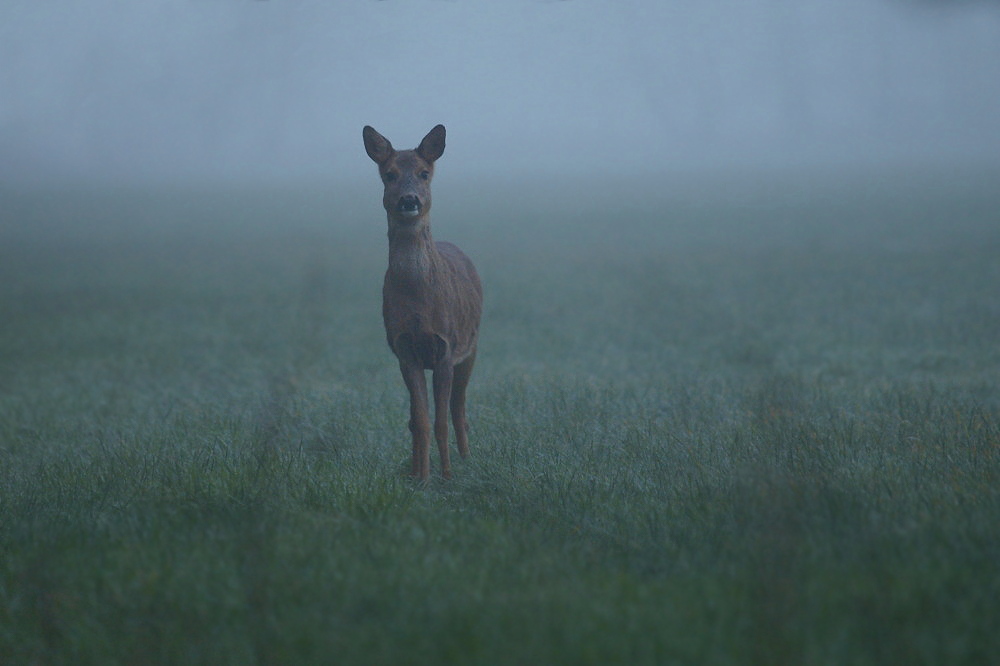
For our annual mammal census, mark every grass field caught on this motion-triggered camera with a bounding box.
[2,168,999,664]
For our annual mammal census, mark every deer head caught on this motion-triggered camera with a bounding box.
[363,125,446,229]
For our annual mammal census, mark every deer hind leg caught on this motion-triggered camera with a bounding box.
[451,351,476,459]
[432,360,454,479]
[400,361,431,480]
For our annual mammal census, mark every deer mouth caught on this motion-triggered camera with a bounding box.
[396,195,422,218]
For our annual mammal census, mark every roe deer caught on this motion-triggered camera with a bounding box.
[363,124,483,480]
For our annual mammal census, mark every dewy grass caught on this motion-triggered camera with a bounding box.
[1,170,999,664]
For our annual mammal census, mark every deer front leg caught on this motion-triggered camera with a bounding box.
[399,361,431,480]
[432,360,454,479]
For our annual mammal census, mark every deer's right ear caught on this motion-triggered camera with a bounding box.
[417,124,446,163]
[363,126,394,165]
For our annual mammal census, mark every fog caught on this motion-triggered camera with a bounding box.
[2,0,999,186]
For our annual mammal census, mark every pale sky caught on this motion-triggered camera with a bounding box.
[2,0,999,185]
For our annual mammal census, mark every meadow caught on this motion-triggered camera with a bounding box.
[1,168,998,664]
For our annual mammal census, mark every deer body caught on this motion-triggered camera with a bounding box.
[363,125,483,480]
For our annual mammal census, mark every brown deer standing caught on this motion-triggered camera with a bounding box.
[363,125,483,480]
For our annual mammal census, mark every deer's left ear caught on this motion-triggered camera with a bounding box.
[363,126,394,165]
[417,125,446,163]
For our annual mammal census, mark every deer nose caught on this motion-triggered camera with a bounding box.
[397,195,421,217]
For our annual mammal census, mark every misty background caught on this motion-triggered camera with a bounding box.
[2,0,999,187]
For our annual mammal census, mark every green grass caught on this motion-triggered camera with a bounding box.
[1,169,999,664]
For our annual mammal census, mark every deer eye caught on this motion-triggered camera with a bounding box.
[382,171,398,184]
[419,170,430,181]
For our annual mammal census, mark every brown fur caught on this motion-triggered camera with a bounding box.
[363,125,483,480]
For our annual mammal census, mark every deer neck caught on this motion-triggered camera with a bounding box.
[387,219,438,290]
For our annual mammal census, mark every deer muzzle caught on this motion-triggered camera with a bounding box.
[396,194,422,218]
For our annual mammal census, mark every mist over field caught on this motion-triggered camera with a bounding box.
[2,0,999,186]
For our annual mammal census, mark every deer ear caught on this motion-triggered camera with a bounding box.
[363,126,394,165]
[416,125,446,163]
